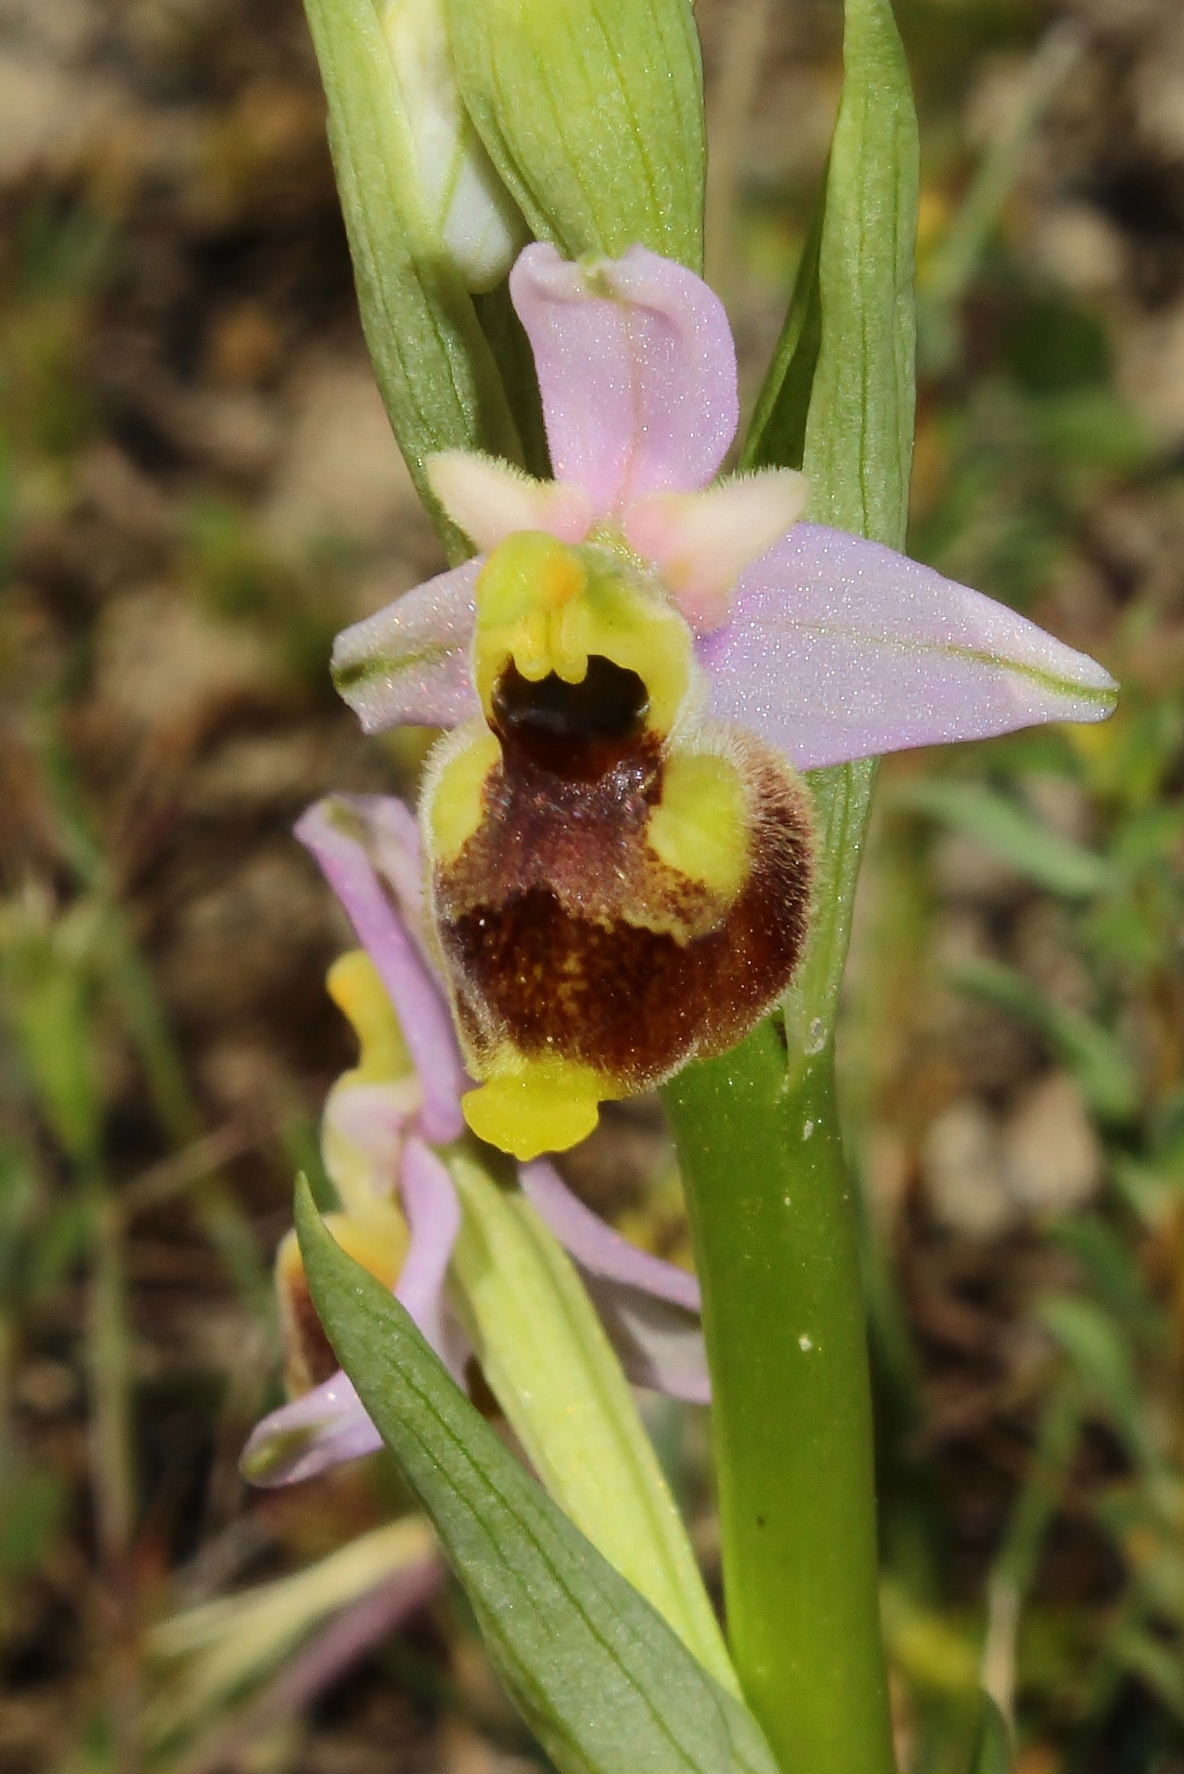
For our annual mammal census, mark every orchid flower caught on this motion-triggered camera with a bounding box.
[330,244,1118,1163]
[241,794,707,1489]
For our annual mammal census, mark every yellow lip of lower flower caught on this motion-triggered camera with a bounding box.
[327,949,411,1084]
[321,949,425,1212]
[473,532,697,738]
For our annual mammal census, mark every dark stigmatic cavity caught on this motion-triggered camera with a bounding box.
[492,657,650,777]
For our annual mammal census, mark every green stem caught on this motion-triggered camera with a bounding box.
[666,1029,896,1774]
[675,0,918,1757]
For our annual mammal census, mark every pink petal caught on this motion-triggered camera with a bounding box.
[510,244,739,514]
[700,524,1119,771]
[623,469,809,633]
[323,1078,423,1203]
[427,451,592,551]
[242,1150,464,1487]
[297,798,466,1144]
[240,1371,382,1487]
[581,1272,710,1405]
[331,561,481,734]
[520,1162,700,1310]
[339,794,430,948]
[396,1138,462,1365]
[519,1162,709,1404]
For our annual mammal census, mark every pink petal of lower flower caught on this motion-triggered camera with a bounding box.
[297,799,466,1144]
[520,1161,700,1310]
[240,1370,382,1487]
[580,1272,710,1405]
[510,244,739,513]
[519,1162,709,1403]
[331,561,481,734]
[323,1078,422,1203]
[339,794,430,948]
[397,1138,462,1368]
[700,523,1118,771]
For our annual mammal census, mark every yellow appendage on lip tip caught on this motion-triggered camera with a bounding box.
[462,1056,609,1160]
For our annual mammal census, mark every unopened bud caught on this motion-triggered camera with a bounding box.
[446,0,706,269]
[379,0,526,291]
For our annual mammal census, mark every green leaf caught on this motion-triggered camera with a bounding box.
[891,777,1112,898]
[1036,1293,1147,1455]
[447,1154,735,1691]
[748,0,921,1045]
[302,0,522,551]
[747,0,918,551]
[743,200,823,475]
[966,1692,1013,1774]
[294,1180,778,1774]
[446,0,705,268]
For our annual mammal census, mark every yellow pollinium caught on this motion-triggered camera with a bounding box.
[473,530,697,738]
[327,949,409,1084]
[461,1055,612,1161]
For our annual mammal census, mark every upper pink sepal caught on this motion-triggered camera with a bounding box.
[700,524,1119,771]
[510,243,739,513]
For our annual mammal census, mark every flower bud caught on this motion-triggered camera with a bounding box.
[301,0,523,538]
[378,0,527,291]
[446,0,706,269]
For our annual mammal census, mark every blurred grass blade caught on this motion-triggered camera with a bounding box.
[147,1518,436,1744]
[946,955,1139,1124]
[295,1181,777,1774]
[1036,1293,1152,1466]
[745,0,917,549]
[919,24,1083,375]
[967,1692,1013,1774]
[446,1153,734,1691]
[303,0,522,549]
[892,777,1112,897]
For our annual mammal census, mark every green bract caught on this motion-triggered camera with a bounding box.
[446,0,706,269]
[302,0,524,545]
[295,1180,778,1774]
